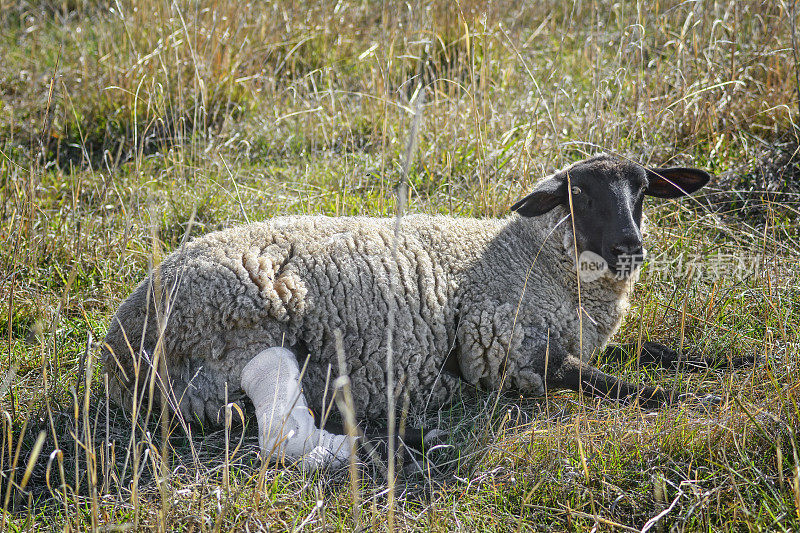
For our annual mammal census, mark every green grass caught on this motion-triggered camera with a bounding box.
[2,0,800,530]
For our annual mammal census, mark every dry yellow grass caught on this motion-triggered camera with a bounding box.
[1,0,799,530]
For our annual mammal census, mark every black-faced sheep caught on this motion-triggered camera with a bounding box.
[102,153,711,469]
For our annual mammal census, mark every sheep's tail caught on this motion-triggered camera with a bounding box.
[101,276,162,411]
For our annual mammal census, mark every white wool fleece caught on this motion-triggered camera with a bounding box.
[240,347,350,470]
[103,209,638,443]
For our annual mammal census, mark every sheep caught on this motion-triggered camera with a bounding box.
[102,153,712,470]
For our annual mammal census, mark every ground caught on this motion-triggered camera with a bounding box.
[1,0,799,531]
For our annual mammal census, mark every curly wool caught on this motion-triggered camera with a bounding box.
[102,207,637,425]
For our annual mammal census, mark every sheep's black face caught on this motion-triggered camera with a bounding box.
[511,154,711,277]
[564,159,648,276]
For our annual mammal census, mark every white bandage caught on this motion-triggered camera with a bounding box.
[241,347,350,470]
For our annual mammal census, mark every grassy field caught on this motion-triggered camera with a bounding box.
[1,0,800,530]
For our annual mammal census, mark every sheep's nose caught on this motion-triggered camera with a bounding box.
[610,242,643,259]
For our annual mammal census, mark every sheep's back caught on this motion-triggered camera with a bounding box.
[104,215,489,423]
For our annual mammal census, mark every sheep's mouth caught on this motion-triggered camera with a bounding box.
[606,254,646,278]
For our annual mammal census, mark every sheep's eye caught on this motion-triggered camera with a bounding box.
[571,186,582,196]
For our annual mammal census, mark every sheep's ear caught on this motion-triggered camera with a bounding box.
[511,176,566,217]
[645,167,711,198]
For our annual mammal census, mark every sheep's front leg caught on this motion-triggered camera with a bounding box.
[602,342,757,370]
[241,347,350,470]
[531,338,676,408]
[548,353,675,407]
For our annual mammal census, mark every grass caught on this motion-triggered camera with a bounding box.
[1,0,800,530]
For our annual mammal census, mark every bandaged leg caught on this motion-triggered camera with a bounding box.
[240,347,350,470]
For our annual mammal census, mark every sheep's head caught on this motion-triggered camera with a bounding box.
[511,154,710,276]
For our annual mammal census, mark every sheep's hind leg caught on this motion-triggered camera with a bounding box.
[241,347,350,471]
